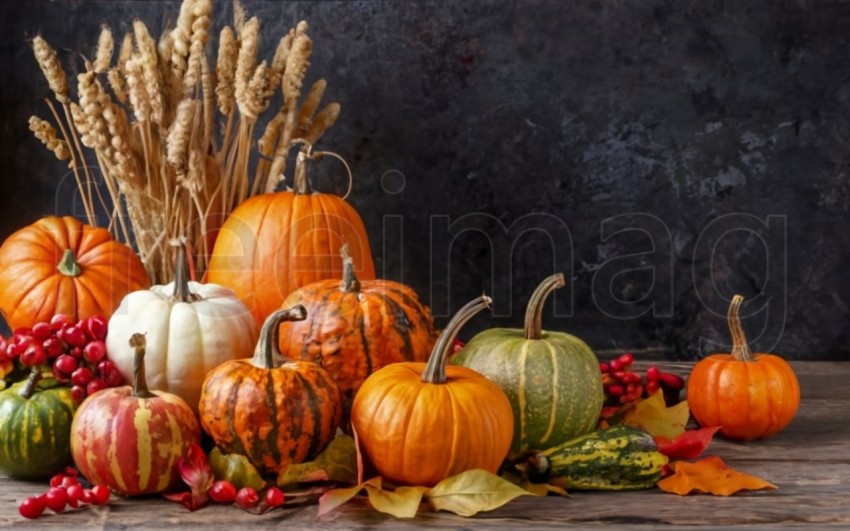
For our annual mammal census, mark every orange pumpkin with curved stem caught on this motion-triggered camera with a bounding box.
[687,295,800,441]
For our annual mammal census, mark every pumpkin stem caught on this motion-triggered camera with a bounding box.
[524,273,566,340]
[340,244,361,292]
[728,294,754,362]
[56,249,82,277]
[421,295,493,384]
[170,238,201,303]
[293,148,313,195]
[254,305,308,369]
[18,367,42,400]
[130,333,155,399]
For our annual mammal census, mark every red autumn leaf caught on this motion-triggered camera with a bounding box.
[658,456,777,496]
[163,443,214,511]
[655,426,721,460]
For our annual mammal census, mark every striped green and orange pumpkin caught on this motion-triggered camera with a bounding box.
[278,245,438,412]
[199,306,343,474]
[0,369,77,480]
[452,273,604,455]
[70,334,201,496]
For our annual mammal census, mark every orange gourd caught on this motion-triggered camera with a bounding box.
[206,151,375,325]
[351,295,514,487]
[0,216,150,330]
[687,295,800,441]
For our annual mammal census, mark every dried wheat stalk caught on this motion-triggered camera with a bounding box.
[30,0,341,284]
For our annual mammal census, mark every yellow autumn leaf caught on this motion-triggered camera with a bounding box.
[427,469,533,517]
[317,482,367,518]
[278,434,357,487]
[623,390,689,439]
[364,484,428,518]
[658,456,777,496]
[208,447,266,491]
[521,481,569,497]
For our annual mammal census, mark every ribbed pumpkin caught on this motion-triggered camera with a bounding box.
[687,294,800,441]
[278,244,437,411]
[106,240,258,412]
[71,334,201,496]
[0,368,77,479]
[351,296,514,487]
[0,216,150,331]
[199,306,343,474]
[206,150,375,325]
[452,274,604,454]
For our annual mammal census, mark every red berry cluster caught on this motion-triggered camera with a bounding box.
[600,353,685,406]
[0,314,124,403]
[18,468,110,519]
[209,480,286,511]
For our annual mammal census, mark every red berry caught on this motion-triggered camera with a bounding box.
[646,380,660,396]
[50,314,75,332]
[71,385,87,403]
[646,365,660,382]
[607,384,624,397]
[609,359,623,371]
[91,485,110,505]
[103,367,124,388]
[599,362,609,374]
[14,327,33,338]
[32,322,52,341]
[70,346,84,358]
[235,487,259,509]
[61,326,87,347]
[611,370,626,381]
[64,466,78,477]
[54,354,78,375]
[97,360,115,374]
[83,341,107,363]
[208,480,237,503]
[83,316,108,341]
[623,372,642,384]
[20,343,47,366]
[658,372,685,390]
[18,496,46,519]
[71,367,95,386]
[43,337,64,358]
[618,352,634,366]
[49,473,66,488]
[87,379,108,396]
[45,487,67,512]
[4,342,20,359]
[81,489,96,504]
[66,484,83,508]
[264,487,286,508]
[61,475,79,489]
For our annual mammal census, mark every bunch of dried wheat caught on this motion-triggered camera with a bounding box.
[29,0,341,284]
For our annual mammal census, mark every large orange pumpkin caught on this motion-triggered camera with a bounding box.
[687,294,800,441]
[206,151,375,325]
[0,216,150,330]
[278,244,438,412]
[198,305,343,474]
[351,296,514,487]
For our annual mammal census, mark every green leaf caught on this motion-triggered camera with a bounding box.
[427,469,532,517]
[277,434,358,487]
[209,447,266,491]
[364,484,428,519]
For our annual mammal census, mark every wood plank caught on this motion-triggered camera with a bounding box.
[0,361,849,528]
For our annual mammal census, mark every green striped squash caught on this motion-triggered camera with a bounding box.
[0,369,77,479]
[452,274,604,455]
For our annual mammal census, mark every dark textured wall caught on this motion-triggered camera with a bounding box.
[1,0,848,359]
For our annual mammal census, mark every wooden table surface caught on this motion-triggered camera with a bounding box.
[1,360,848,529]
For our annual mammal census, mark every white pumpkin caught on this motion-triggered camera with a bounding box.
[106,244,258,412]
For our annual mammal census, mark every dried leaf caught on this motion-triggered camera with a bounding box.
[163,443,214,511]
[427,469,532,517]
[623,390,689,439]
[277,434,357,487]
[658,456,777,496]
[352,423,365,485]
[655,427,721,460]
[209,447,266,491]
[364,484,428,519]
[520,481,569,497]
[317,478,378,518]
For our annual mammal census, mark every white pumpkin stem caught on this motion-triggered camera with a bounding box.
[254,305,308,369]
[130,333,155,399]
[339,244,361,292]
[524,273,565,340]
[18,367,42,399]
[728,294,754,362]
[421,295,492,384]
[170,238,201,303]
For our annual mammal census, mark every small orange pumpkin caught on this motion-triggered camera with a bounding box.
[687,295,800,441]
[278,244,438,412]
[351,296,514,487]
[0,216,150,330]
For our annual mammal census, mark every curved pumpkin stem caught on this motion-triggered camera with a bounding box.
[728,295,754,362]
[18,367,42,400]
[254,305,308,369]
[524,273,566,340]
[339,244,361,292]
[170,238,201,303]
[422,295,493,384]
[130,333,155,399]
[57,249,82,277]
[293,148,313,195]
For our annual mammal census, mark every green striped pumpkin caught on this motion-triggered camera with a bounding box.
[0,369,77,479]
[452,274,604,455]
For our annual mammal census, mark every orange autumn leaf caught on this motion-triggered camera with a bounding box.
[623,390,689,439]
[658,456,777,496]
